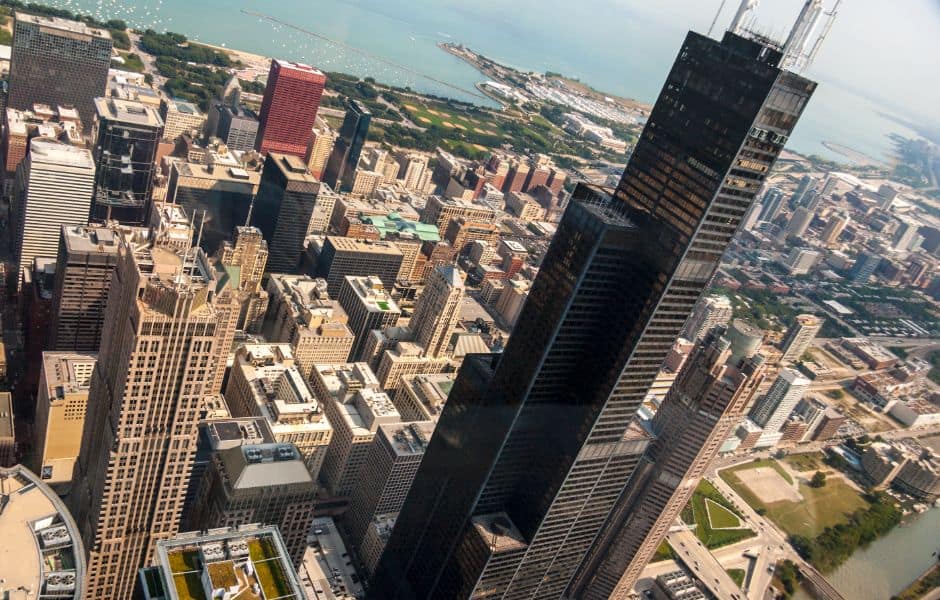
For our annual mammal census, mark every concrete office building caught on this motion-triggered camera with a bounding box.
[750,368,811,448]
[181,416,275,532]
[345,421,435,554]
[225,343,334,477]
[0,393,13,467]
[822,213,849,245]
[251,152,324,272]
[410,265,464,358]
[779,206,814,243]
[8,13,112,124]
[374,341,452,399]
[323,98,372,191]
[214,103,260,152]
[49,225,145,352]
[396,151,432,192]
[396,373,455,423]
[784,247,820,276]
[371,26,815,599]
[421,194,499,236]
[68,236,239,599]
[256,59,326,157]
[33,352,97,494]
[338,276,402,361]
[313,237,405,297]
[0,464,86,599]
[190,442,316,565]
[263,274,356,378]
[681,295,734,342]
[574,328,767,597]
[166,160,260,253]
[312,363,401,497]
[306,116,337,178]
[12,139,95,285]
[90,98,164,224]
[780,313,824,363]
[160,98,206,141]
[214,226,270,333]
[140,526,305,600]
[849,250,882,284]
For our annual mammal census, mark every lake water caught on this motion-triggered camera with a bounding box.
[795,507,940,600]
[45,0,931,162]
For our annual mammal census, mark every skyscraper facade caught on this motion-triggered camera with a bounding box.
[681,294,733,342]
[166,160,261,254]
[338,276,402,362]
[571,326,766,598]
[410,265,464,358]
[49,224,147,352]
[370,29,814,600]
[256,59,326,157]
[251,152,323,272]
[780,313,824,362]
[69,235,238,599]
[345,421,435,554]
[750,367,812,446]
[8,13,112,124]
[322,99,372,191]
[12,139,96,285]
[90,97,164,224]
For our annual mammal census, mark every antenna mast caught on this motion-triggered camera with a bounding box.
[708,0,728,37]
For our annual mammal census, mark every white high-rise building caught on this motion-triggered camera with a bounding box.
[780,314,824,363]
[13,138,95,283]
[682,295,733,342]
[750,368,811,447]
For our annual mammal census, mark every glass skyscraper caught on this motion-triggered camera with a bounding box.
[368,29,815,600]
[322,98,372,192]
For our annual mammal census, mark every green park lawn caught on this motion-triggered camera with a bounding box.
[705,498,743,529]
[726,568,746,587]
[172,573,207,600]
[721,460,870,539]
[685,480,755,549]
[783,452,824,472]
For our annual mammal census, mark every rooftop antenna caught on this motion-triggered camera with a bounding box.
[804,0,841,69]
[244,199,255,227]
[708,0,728,37]
[782,0,824,70]
[729,0,759,34]
[186,210,206,279]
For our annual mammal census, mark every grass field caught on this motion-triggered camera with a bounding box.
[726,568,746,587]
[172,573,207,600]
[686,480,755,549]
[721,460,869,539]
[255,557,291,599]
[168,550,200,573]
[652,540,675,562]
[705,498,743,529]
[401,101,502,136]
[784,452,824,472]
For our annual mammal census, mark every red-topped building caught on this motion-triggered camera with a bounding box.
[256,59,326,157]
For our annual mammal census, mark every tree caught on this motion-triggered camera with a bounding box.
[810,471,827,488]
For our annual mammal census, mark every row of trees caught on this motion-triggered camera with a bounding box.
[789,492,902,573]
[138,30,234,67]
[0,0,130,48]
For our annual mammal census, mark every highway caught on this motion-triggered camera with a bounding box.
[665,527,748,600]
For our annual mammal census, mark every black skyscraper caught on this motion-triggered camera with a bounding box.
[322,99,371,192]
[251,153,324,273]
[90,98,164,225]
[369,30,814,600]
